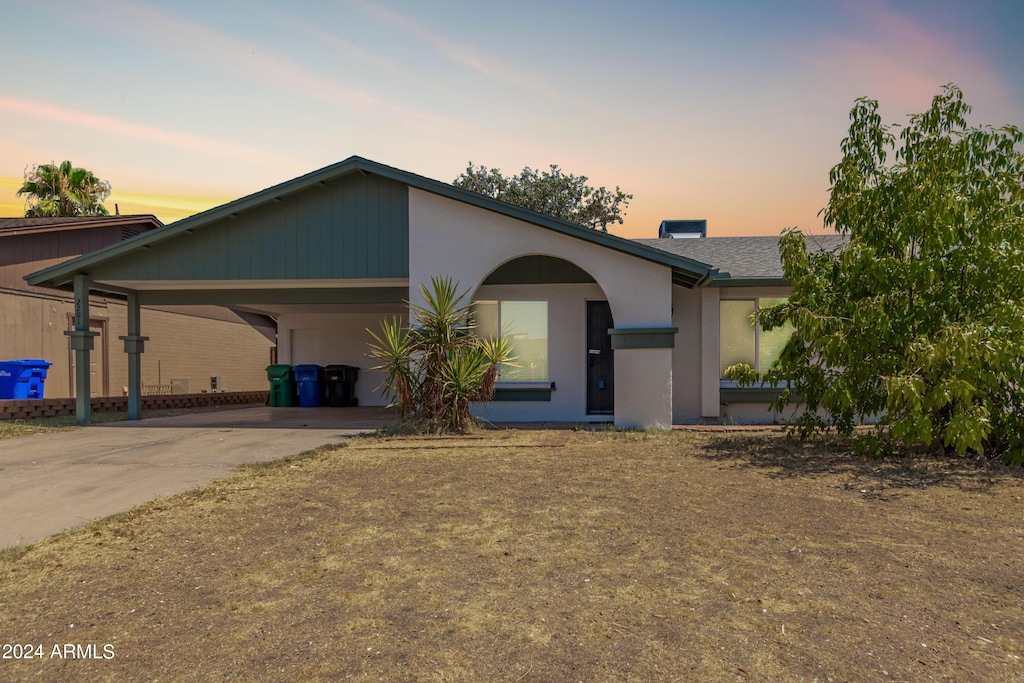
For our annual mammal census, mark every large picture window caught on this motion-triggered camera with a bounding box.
[720,297,792,380]
[472,300,548,382]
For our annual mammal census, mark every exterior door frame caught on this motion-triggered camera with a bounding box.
[586,300,614,415]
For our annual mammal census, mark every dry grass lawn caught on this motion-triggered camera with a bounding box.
[1,430,1022,682]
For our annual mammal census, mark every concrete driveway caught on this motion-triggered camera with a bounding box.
[0,406,392,548]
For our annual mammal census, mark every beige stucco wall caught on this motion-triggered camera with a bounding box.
[671,285,703,423]
[0,291,273,398]
[409,189,676,428]
[277,311,406,408]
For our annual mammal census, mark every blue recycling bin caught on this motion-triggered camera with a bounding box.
[0,359,53,399]
[294,364,324,408]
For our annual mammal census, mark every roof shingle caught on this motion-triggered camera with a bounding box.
[636,233,847,279]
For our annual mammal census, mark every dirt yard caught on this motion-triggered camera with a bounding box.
[1,430,1021,681]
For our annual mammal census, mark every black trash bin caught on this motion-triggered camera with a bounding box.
[324,364,359,407]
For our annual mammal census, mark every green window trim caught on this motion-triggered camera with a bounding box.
[720,387,786,404]
[492,387,553,402]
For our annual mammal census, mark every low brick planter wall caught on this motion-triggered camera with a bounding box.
[0,391,270,420]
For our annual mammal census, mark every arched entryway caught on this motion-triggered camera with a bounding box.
[467,254,619,423]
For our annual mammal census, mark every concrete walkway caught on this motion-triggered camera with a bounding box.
[0,406,392,548]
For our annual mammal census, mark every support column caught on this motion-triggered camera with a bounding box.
[119,292,148,421]
[609,328,678,430]
[64,274,99,425]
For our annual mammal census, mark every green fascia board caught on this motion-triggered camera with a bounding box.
[26,156,716,292]
[708,276,789,288]
[136,287,408,306]
[608,327,678,349]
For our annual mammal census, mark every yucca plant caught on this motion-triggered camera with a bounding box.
[366,316,416,414]
[475,335,516,401]
[367,276,516,433]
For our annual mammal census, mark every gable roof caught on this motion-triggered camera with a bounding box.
[26,156,717,291]
[637,233,848,285]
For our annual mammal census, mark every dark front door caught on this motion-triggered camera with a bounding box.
[587,300,614,415]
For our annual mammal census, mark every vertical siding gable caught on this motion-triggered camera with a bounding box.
[90,173,409,282]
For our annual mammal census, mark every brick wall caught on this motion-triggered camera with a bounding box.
[1,291,274,399]
[0,391,269,420]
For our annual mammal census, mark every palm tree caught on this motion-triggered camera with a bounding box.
[17,161,112,217]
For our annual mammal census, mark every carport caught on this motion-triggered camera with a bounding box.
[26,161,413,424]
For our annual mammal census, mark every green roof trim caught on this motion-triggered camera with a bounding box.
[26,156,717,292]
[708,276,789,288]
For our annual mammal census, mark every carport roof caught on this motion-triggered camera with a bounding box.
[26,156,718,291]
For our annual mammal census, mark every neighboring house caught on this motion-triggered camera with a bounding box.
[26,157,844,426]
[1,215,275,399]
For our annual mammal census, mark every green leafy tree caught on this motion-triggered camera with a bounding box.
[454,162,632,232]
[729,84,1024,462]
[368,276,515,433]
[17,160,112,217]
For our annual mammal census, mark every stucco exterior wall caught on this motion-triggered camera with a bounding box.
[700,288,721,418]
[671,285,703,423]
[408,189,673,328]
[409,189,675,428]
[276,311,406,407]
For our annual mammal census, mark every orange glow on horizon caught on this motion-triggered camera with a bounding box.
[0,175,231,224]
[0,176,24,217]
[4,172,832,238]
[105,189,233,224]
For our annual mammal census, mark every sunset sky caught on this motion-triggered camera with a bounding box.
[2,0,1022,238]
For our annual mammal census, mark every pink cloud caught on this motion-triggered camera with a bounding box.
[281,16,406,75]
[0,96,305,170]
[812,2,1014,117]
[348,0,595,112]
[85,0,468,133]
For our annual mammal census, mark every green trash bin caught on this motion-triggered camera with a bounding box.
[266,364,296,407]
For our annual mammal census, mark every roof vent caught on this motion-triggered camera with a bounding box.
[658,219,706,239]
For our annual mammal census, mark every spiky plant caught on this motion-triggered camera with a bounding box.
[367,276,516,433]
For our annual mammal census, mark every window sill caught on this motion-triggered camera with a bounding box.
[492,383,553,402]
[720,387,785,404]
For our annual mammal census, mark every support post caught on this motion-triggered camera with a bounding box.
[64,274,98,425]
[119,292,148,420]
